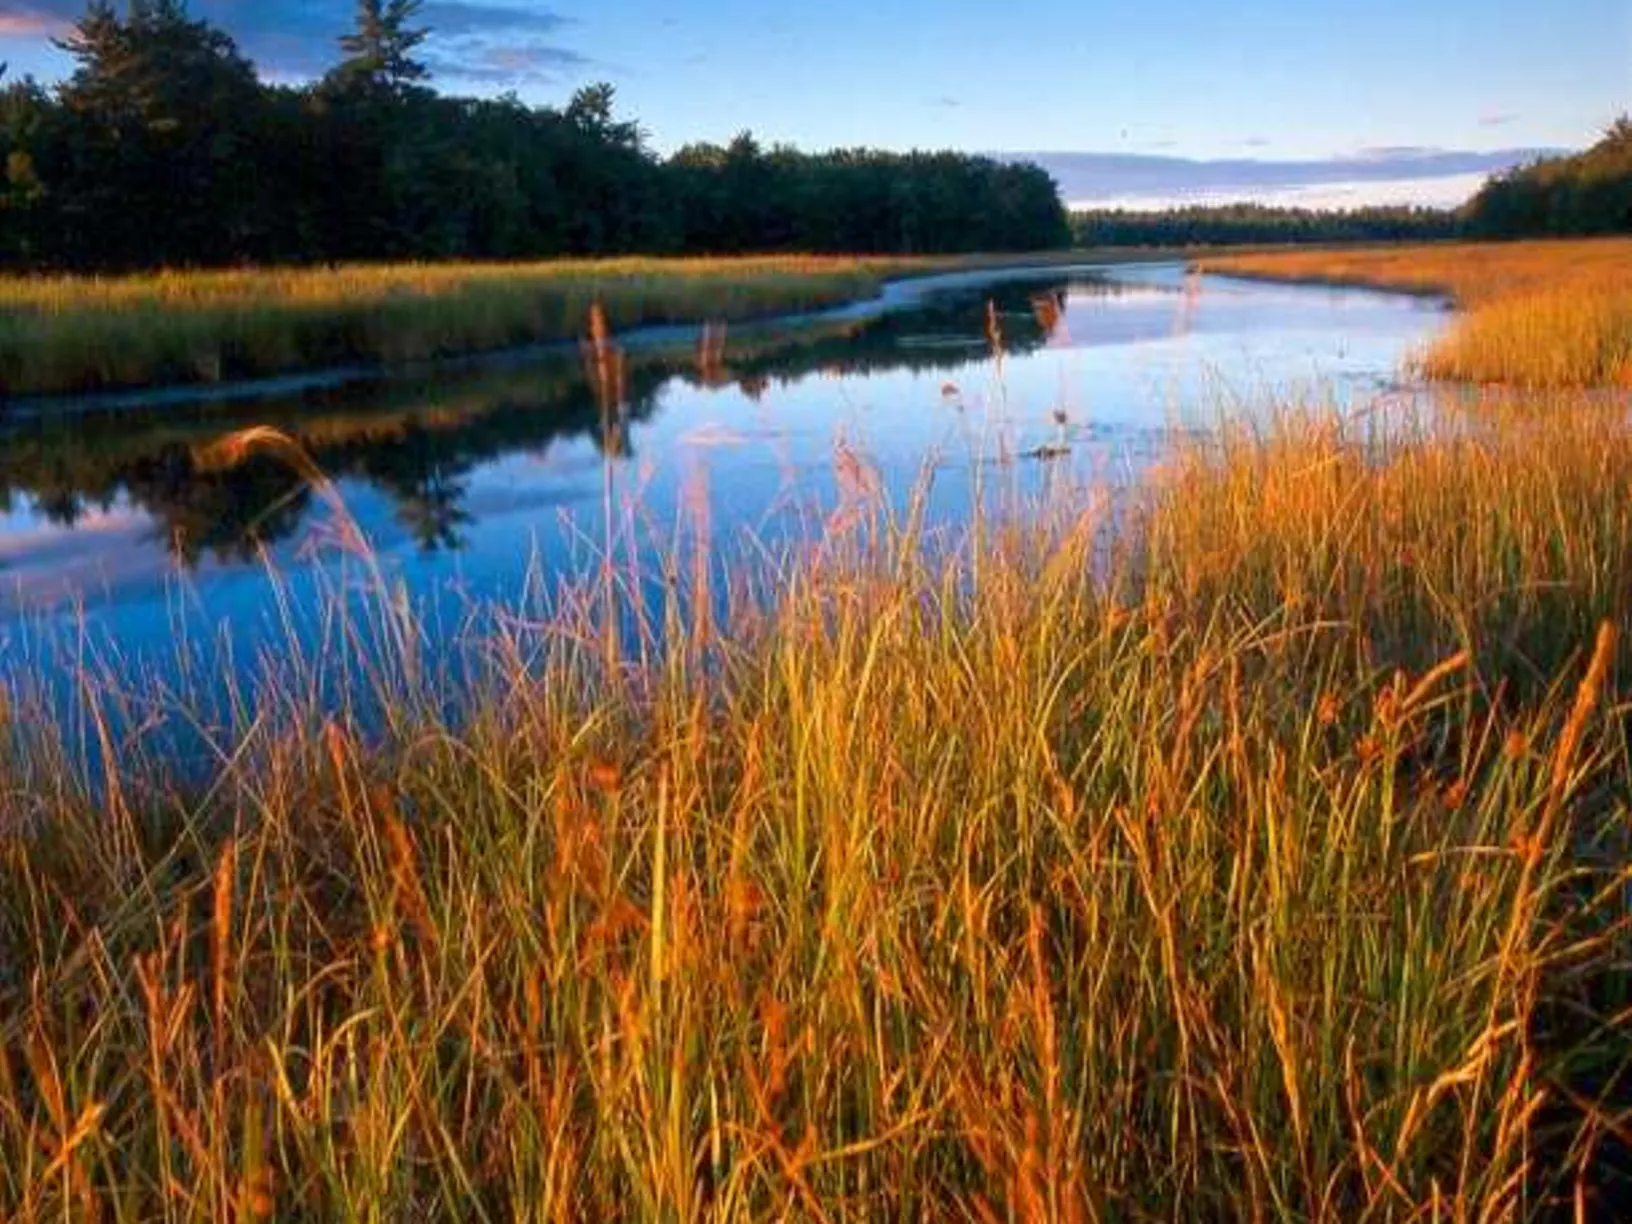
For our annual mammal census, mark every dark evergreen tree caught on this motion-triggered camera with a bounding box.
[325,0,429,99]
[51,0,270,266]
[0,71,53,264]
[565,83,642,150]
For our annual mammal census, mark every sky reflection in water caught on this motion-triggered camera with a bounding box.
[0,262,1447,694]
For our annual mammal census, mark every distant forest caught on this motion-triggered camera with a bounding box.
[1072,204,1461,247]
[1075,120,1632,248]
[0,0,1071,270]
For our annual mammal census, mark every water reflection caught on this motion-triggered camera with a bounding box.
[0,264,1448,651]
[0,275,1092,569]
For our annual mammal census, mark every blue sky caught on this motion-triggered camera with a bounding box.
[1,0,1625,203]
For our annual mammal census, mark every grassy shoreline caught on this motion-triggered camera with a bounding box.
[1194,238,1632,388]
[0,250,1144,401]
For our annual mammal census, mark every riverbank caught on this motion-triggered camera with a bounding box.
[2,382,1629,1216]
[1194,237,1632,388]
[0,250,1152,401]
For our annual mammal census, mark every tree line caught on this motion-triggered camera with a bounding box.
[1072,203,1461,248]
[0,0,1071,271]
[1463,119,1632,237]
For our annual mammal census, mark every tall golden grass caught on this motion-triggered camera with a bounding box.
[1195,238,1632,388]
[0,256,899,397]
[0,384,1628,1217]
[0,252,1113,399]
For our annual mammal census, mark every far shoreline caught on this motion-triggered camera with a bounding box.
[1,249,1186,419]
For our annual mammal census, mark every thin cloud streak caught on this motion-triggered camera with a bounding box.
[420,3,575,38]
[0,5,64,36]
[422,42,591,86]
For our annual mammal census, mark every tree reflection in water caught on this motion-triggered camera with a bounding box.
[0,275,1141,565]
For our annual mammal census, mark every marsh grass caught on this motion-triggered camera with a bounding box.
[1,382,1629,1218]
[0,256,919,398]
[0,252,1106,400]
[1195,238,1632,389]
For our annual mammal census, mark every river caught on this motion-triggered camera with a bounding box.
[0,261,1447,704]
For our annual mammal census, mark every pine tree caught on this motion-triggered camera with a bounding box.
[326,0,429,99]
[52,0,267,265]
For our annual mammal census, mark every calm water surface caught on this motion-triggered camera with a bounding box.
[0,262,1447,694]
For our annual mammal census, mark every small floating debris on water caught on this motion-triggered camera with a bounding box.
[1022,443,1071,461]
[941,381,961,398]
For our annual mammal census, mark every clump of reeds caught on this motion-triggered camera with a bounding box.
[1196,238,1632,388]
[0,380,1628,1218]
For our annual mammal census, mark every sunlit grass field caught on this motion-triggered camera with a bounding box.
[1195,238,1632,388]
[1,384,1629,1217]
[0,252,1113,399]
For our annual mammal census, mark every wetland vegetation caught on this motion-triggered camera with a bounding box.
[0,1,1630,1220]
[1,242,1630,1219]
[0,255,974,397]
